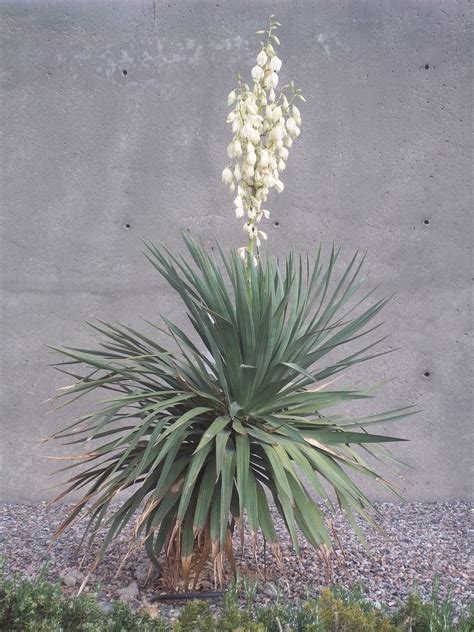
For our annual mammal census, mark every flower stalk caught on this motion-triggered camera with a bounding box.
[222,16,305,272]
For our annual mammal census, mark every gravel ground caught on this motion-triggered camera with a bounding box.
[0,501,471,620]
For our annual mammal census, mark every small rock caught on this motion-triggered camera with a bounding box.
[277,577,291,593]
[134,561,158,586]
[263,581,278,598]
[116,581,139,602]
[59,567,84,588]
[168,608,180,621]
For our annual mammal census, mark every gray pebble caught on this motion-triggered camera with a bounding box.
[116,581,139,602]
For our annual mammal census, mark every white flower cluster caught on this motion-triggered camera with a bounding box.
[222,16,305,265]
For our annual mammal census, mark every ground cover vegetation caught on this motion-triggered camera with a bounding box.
[1,567,472,632]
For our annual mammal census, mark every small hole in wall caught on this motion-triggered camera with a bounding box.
[423,371,430,378]
[273,221,280,228]
[124,223,131,230]
[424,64,430,70]
[423,219,430,226]
[122,69,128,76]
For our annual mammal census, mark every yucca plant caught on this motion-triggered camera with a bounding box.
[48,235,411,589]
[47,17,412,591]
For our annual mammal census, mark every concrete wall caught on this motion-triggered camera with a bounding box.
[1,0,471,502]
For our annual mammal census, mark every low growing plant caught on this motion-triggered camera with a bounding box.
[2,569,472,631]
[318,588,401,632]
[47,17,413,590]
[392,582,474,632]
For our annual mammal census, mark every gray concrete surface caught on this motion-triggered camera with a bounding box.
[0,1,472,502]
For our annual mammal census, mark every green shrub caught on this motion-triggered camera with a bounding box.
[392,588,474,632]
[329,583,376,614]
[318,588,402,632]
[0,564,169,632]
[0,567,472,631]
[174,601,216,632]
[58,593,106,632]
[214,579,262,630]
[254,601,300,631]
[219,609,265,632]
[0,569,63,631]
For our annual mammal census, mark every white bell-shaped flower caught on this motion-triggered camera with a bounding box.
[232,119,241,133]
[243,164,255,179]
[266,72,279,89]
[251,65,264,82]
[246,149,257,165]
[237,246,247,260]
[259,149,270,168]
[249,127,260,145]
[264,174,276,187]
[256,50,268,66]
[292,104,302,125]
[269,56,282,72]
[246,100,259,116]
[222,166,233,185]
[242,122,254,139]
[272,106,282,123]
[286,116,298,137]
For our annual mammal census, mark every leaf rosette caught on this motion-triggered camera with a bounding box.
[48,235,412,589]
